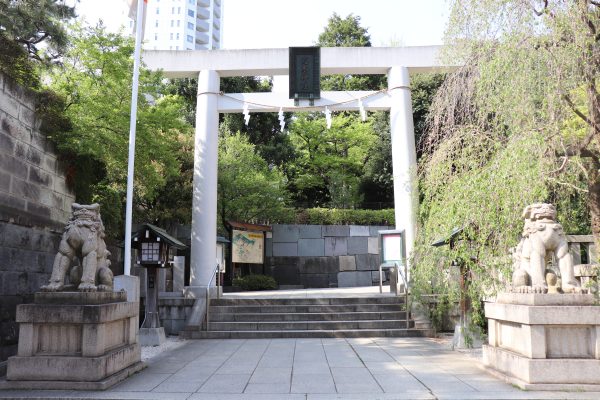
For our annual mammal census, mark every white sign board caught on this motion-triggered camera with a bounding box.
[232,230,264,264]
[379,230,406,264]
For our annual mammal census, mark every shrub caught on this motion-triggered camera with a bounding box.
[277,208,395,225]
[233,274,278,291]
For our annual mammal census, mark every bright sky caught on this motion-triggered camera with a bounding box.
[70,0,450,48]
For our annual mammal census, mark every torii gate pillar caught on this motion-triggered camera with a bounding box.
[189,69,220,291]
[389,66,418,263]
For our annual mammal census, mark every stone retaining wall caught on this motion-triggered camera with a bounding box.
[265,224,393,288]
[0,74,75,370]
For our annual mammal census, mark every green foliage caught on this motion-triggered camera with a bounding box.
[218,130,289,232]
[413,0,599,325]
[291,208,394,226]
[317,13,384,91]
[288,113,376,208]
[45,24,192,236]
[0,0,75,63]
[233,274,277,291]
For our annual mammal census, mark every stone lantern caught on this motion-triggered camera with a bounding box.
[132,224,187,345]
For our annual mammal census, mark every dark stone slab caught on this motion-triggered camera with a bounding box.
[322,225,350,237]
[349,225,370,237]
[0,154,27,180]
[28,167,52,187]
[265,238,273,257]
[272,242,298,257]
[299,257,338,274]
[356,254,379,271]
[325,237,347,256]
[298,225,322,239]
[298,238,324,256]
[300,273,330,288]
[11,178,40,200]
[347,236,368,255]
[269,264,300,285]
[272,224,300,243]
[0,170,10,192]
[0,132,14,153]
[34,291,127,305]
[337,271,372,287]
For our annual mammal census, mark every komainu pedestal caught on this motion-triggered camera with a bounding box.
[483,293,600,391]
[2,292,143,390]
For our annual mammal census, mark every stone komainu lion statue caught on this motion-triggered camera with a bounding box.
[41,203,113,292]
[512,203,580,293]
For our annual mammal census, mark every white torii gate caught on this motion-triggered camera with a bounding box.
[143,46,454,294]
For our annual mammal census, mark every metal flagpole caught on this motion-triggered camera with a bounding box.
[124,0,146,276]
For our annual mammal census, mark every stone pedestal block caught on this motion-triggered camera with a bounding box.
[2,292,143,390]
[483,293,600,391]
[139,327,166,346]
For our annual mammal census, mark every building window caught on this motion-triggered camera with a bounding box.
[154,33,158,40]
[176,33,180,39]
[188,22,194,29]
[177,20,180,27]
[178,7,181,14]
[187,35,193,43]
[171,6,175,13]
[176,46,179,50]
[155,20,159,27]
[187,9,194,17]
[170,20,174,27]
[169,45,172,50]
[170,33,173,40]
[156,7,159,14]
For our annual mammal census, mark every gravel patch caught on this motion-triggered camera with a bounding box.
[141,335,189,361]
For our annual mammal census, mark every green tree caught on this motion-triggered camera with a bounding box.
[413,0,600,324]
[359,74,445,207]
[46,24,192,235]
[217,130,289,231]
[317,13,384,91]
[0,0,75,87]
[288,113,376,208]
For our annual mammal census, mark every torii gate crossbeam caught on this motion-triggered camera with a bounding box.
[143,46,455,296]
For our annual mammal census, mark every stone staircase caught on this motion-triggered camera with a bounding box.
[182,295,434,339]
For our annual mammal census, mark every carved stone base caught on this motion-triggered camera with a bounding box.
[4,292,142,390]
[483,293,600,390]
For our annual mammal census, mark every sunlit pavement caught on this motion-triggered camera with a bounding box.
[2,336,600,399]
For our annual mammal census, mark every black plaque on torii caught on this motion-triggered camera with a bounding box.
[289,47,321,106]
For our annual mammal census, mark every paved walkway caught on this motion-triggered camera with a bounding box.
[2,337,600,399]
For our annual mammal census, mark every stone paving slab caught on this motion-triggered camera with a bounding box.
[4,337,600,399]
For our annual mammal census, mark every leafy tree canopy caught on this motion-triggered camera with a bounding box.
[217,129,289,233]
[413,0,600,328]
[0,0,75,87]
[316,13,384,91]
[45,24,192,235]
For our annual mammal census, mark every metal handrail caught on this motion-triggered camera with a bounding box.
[379,261,410,329]
[205,263,221,331]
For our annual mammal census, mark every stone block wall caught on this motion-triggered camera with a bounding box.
[0,74,76,369]
[265,224,392,288]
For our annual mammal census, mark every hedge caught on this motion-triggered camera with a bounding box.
[275,208,395,226]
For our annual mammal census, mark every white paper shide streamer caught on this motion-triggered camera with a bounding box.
[324,106,332,129]
[278,107,285,132]
[358,98,367,122]
[243,103,250,126]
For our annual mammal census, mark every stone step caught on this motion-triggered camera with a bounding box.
[210,296,405,306]
[209,303,405,314]
[210,311,408,322]
[208,319,413,331]
[184,328,434,339]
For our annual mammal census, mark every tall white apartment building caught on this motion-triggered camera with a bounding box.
[129,0,222,50]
